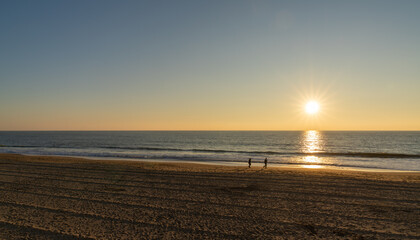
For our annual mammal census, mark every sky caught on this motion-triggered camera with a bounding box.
[1,0,419,130]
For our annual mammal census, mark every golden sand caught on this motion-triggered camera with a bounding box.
[0,153,418,239]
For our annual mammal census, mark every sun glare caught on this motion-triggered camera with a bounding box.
[305,101,320,114]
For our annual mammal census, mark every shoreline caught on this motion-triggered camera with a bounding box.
[2,152,419,173]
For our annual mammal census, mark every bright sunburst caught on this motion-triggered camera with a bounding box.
[291,78,334,130]
[305,101,320,114]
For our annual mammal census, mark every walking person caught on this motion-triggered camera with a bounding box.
[248,158,252,168]
[264,158,268,169]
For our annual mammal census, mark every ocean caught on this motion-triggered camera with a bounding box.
[0,131,419,171]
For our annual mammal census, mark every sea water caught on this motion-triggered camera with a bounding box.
[0,131,419,171]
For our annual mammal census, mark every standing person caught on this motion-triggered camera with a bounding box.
[248,158,252,168]
[264,158,268,169]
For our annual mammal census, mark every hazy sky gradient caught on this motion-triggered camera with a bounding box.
[1,0,419,130]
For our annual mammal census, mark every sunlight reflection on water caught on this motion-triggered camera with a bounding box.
[302,130,322,153]
[301,165,323,169]
[301,131,325,168]
[303,155,321,163]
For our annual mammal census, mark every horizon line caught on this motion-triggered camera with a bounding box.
[1,130,419,132]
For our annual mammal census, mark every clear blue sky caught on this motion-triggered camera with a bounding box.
[1,0,419,130]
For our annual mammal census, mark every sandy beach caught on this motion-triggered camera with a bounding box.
[0,153,418,239]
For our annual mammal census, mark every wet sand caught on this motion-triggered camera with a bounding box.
[0,153,419,239]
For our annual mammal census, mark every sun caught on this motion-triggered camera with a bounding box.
[305,101,320,114]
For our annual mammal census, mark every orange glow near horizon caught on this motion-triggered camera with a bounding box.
[1,82,419,131]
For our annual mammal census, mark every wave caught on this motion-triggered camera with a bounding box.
[308,152,420,159]
[90,146,420,158]
[2,144,420,159]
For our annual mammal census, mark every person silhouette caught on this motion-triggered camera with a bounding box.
[264,158,268,169]
[248,158,252,168]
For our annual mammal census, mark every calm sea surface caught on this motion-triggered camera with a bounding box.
[0,131,419,171]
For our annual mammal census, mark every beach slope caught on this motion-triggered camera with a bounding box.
[0,153,419,239]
